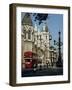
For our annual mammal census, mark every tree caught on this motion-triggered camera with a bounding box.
[33,13,48,25]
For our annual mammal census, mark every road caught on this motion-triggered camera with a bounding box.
[22,67,63,77]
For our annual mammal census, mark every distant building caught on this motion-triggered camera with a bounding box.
[49,46,58,66]
[21,13,57,69]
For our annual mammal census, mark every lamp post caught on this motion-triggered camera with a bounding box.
[54,31,63,67]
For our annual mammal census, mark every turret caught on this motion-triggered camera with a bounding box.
[22,13,33,26]
[42,23,48,32]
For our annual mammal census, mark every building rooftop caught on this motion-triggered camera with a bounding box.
[22,13,33,26]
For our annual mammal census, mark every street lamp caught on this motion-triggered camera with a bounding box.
[54,31,63,67]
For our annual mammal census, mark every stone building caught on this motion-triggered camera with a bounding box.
[49,46,58,66]
[33,23,50,67]
[21,13,57,69]
[21,13,34,68]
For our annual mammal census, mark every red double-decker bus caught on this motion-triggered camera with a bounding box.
[24,51,38,69]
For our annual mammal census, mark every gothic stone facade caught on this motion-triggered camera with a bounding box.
[21,13,57,69]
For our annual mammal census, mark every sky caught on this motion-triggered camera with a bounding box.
[47,14,63,47]
[21,13,63,51]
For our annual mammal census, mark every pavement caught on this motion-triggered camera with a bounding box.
[22,67,63,77]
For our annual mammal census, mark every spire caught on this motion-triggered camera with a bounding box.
[34,23,37,32]
[45,25,48,32]
[22,13,33,26]
[42,23,48,32]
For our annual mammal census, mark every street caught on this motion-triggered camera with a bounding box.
[22,67,63,77]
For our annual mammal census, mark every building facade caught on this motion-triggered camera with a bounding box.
[21,13,57,69]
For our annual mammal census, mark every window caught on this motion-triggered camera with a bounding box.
[46,35,47,40]
[28,30,31,39]
[23,29,26,39]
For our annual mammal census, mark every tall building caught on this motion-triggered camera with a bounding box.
[21,13,34,68]
[33,23,50,66]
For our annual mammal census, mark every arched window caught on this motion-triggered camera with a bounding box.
[28,30,31,39]
[23,29,26,39]
[46,35,47,40]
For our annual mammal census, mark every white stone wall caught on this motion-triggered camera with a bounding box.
[22,23,52,66]
[33,24,50,65]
